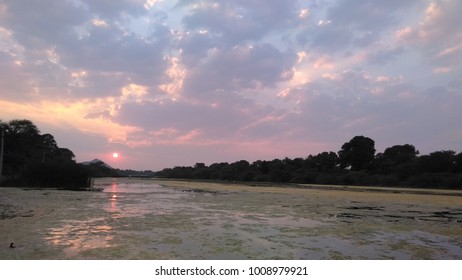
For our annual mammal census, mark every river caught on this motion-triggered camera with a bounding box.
[1,178,461,259]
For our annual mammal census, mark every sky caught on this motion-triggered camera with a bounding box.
[1,0,461,171]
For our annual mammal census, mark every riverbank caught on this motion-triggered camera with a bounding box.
[152,178,462,201]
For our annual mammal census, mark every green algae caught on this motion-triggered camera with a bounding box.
[1,178,461,259]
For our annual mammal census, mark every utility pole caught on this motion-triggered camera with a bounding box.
[0,127,4,181]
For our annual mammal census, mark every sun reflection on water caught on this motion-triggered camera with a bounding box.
[44,218,114,258]
[110,182,118,210]
[111,194,118,209]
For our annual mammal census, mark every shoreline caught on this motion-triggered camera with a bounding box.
[2,177,462,197]
[148,177,462,197]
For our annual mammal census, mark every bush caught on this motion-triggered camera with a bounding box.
[440,174,462,189]
[316,173,339,185]
[406,173,443,189]
[18,161,91,190]
[253,174,270,182]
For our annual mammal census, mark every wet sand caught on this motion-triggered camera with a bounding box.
[1,178,461,259]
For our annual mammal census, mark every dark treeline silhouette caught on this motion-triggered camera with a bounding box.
[156,136,462,189]
[0,119,90,190]
[3,119,460,190]
[82,159,155,178]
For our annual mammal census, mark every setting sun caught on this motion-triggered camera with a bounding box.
[112,152,119,158]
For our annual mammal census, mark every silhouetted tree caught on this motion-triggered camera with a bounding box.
[338,136,376,171]
[251,160,270,174]
[0,119,90,189]
[268,159,291,182]
[372,144,419,179]
[383,144,419,164]
[2,119,42,175]
[154,135,462,189]
[191,163,210,179]
[250,160,270,181]
[418,150,455,173]
[309,151,339,172]
[230,160,253,181]
[454,152,462,173]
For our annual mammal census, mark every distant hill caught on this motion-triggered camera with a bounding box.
[79,159,155,178]
[80,159,113,169]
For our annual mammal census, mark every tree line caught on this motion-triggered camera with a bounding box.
[2,119,461,190]
[82,159,156,178]
[156,136,462,189]
[0,119,155,189]
[0,119,90,190]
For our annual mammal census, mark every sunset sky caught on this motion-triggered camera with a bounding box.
[1,0,461,170]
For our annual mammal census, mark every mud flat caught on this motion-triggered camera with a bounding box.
[1,178,461,259]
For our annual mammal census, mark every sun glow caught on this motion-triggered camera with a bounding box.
[112,152,119,158]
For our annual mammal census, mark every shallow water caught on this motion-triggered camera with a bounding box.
[1,178,461,259]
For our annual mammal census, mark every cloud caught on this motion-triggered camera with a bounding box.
[80,0,148,19]
[395,0,462,72]
[114,94,274,142]
[176,30,214,67]
[298,0,417,53]
[367,47,405,65]
[181,0,299,45]
[0,0,173,103]
[182,43,296,95]
[327,0,416,32]
[1,0,461,170]
[0,98,140,144]
[0,51,31,101]
[0,0,88,48]
[58,23,172,88]
[279,68,462,153]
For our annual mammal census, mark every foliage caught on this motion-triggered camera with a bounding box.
[418,150,455,173]
[2,119,460,190]
[338,135,376,171]
[19,161,90,190]
[156,136,462,190]
[0,119,90,190]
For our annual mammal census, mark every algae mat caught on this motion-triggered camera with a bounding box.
[1,178,461,259]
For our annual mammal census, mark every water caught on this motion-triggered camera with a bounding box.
[1,178,461,259]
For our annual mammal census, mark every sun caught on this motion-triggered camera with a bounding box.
[112,152,119,158]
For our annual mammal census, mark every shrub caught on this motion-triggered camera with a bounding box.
[19,161,91,190]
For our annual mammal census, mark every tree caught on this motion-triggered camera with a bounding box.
[39,134,59,159]
[251,160,270,181]
[418,150,456,173]
[454,152,462,173]
[192,162,210,179]
[268,159,291,182]
[2,119,42,175]
[0,119,90,189]
[338,136,376,171]
[372,144,419,175]
[230,160,253,181]
[308,151,339,172]
[251,160,270,174]
[194,162,206,169]
[383,144,419,164]
[7,119,40,136]
[56,148,76,162]
[0,121,5,180]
